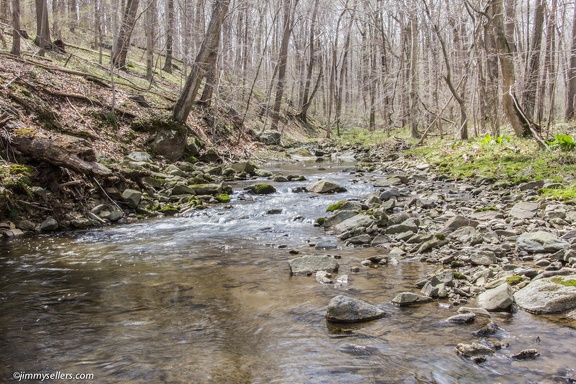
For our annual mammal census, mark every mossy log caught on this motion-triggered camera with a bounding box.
[8,129,112,177]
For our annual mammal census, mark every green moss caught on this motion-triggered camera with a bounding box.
[541,185,576,202]
[435,233,446,241]
[216,194,230,203]
[551,277,576,287]
[251,183,276,195]
[506,275,524,286]
[453,271,467,280]
[159,203,179,215]
[475,206,498,212]
[316,217,326,225]
[326,200,346,212]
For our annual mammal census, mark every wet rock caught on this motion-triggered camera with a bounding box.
[514,275,576,314]
[171,185,196,195]
[456,342,495,357]
[316,271,334,284]
[391,292,433,306]
[315,238,338,250]
[447,313,476,324]
[517,231,570,253]
[325,295,385,323]
[307,179,347,194]
[40,217,59,231]
[509,202,539,219]
[379,188,403,201]
[122,189,142,208]
[457,307,491,318]
[245,183,276,195]
[477,283,514,311]
[511,349,539,360]
[322,210,358,228]
[473,322,500,337]
[289,255,339,275]
[347,234,373,245]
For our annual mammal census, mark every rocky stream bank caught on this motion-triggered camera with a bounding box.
[2,139,576,377]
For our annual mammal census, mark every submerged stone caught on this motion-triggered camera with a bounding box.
[289,255,339,275]
[326,295,385,323]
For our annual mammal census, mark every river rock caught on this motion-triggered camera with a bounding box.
[307,179,347,194]
[259,130,281,145]
[315,238,338,250]
[391,292,433,306]
[449,226,483,245]
[334,214,374,234]
[516,231,570,253]
[373,177,402,187]
[442,215,479,234]
[40,217,58,231]
[471,251,498,266]
[322,210,358,228]
[171,185,196,195]
[152,129,186,161]
[509,202,539,219]
[231,161,257,175]
[245,183,276,195]
[289,255,339,275]
[122,189,142,208]
[446,313,476,324]
[514,275,576,314]
[456,342,495,357]
[476,283,514,311]
[325,295,385,323]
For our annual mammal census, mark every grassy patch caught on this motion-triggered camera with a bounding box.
[551,277,576,287]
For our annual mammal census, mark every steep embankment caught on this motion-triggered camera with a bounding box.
[0,52,319,235]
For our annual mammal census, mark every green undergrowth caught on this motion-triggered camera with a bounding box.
[405,135,576,202]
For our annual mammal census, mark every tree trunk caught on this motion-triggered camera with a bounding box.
[566,4,576,121]
[162,0,174,73]
[10,0,20,56]
[34,0,52,55]
[523,0,544,120]
[408,8,420,138]
[297,0,319,123]
[112,0,139,69]
[270,0,293,131]
[489,0,543,141]
[69,0,77,32]
[172,0,229,123]
[145,0,156,81]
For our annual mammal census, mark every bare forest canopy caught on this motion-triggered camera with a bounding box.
[2,0,576,141]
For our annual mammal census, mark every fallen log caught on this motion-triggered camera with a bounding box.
[8,129,112,177]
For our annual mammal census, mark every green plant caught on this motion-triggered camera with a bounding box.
[548,134,576,152]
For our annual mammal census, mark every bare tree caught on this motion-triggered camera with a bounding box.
[162,0,174,73]
[172,0,230,123]
[10,0,20,56]
[112,0,140,69]
[34,0,52,55]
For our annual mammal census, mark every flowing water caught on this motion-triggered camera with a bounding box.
[1,162,575,383]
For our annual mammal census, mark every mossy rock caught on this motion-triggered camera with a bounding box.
[216,194,231,203]
[327,200,346,212]
[159,203,179,215]
[246,183,276,195]
[506,275,524,286]
[131,115,187,134]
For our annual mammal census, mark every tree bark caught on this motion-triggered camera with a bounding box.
[172,0,229,123]
[34,0,52,55]
[145,0,156,81]
[112,0,139,69]
[523,0,544,120]
[162,0,174,73]
[270,0,294,131]
[297,0,320,123]
[489,0,543,142]
[10,0,20,56]
[566,4,576,121]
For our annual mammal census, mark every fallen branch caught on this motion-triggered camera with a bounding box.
[6,129,112,177]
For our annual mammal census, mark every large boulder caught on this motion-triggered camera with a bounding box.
[259,130,281,145]
[509,202,539,219]
[152,129,186,161]
[289,255,339,275]
[326,295,385,323]
[122,189,142,208]
[516,231,570,253]
[476,283,514,311]
[514,275,576,314]
[307,179,347,194]
[333,214,374,234]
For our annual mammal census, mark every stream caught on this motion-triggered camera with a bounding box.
[1,162,575,383]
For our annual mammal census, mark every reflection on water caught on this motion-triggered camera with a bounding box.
[1,164,575,383]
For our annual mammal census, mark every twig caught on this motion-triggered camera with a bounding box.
[92,177,123,211]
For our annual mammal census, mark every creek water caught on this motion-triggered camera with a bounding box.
[1,162,574,384]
